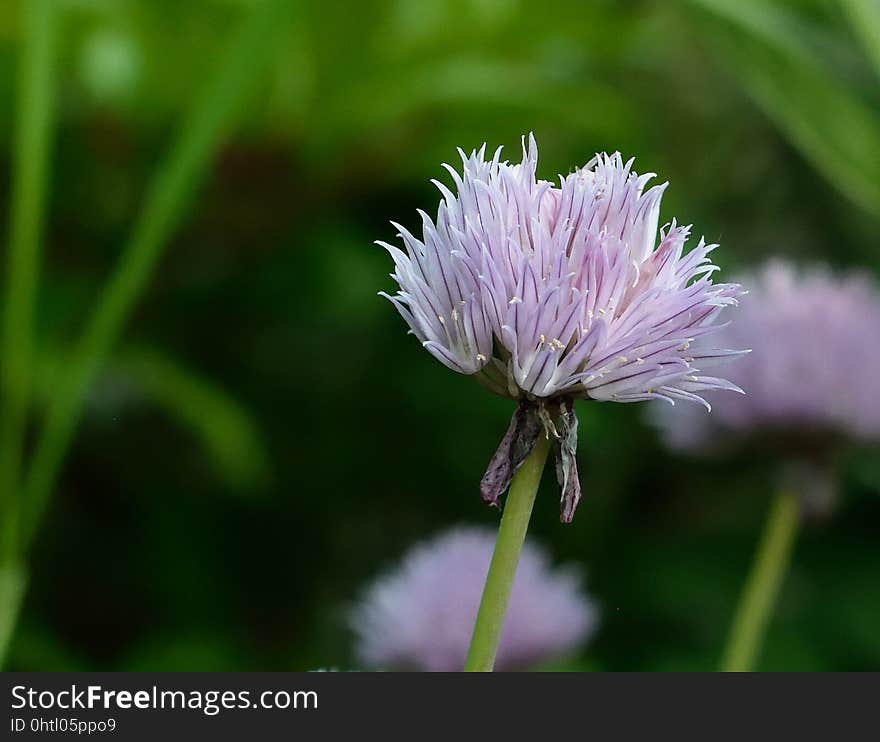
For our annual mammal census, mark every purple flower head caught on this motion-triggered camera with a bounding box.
[350,527,597,672]
[379,135,744,519]
[653,260,880,453]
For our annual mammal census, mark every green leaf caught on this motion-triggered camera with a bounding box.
[22,0,291,548]
[690,0,880,216]
[689,0,825,61]
[840,0,880,78]
[113,346,271,492]
[0,563,27,669]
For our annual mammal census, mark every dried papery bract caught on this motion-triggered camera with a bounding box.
[479,400,544,508]
[380,135,744,520]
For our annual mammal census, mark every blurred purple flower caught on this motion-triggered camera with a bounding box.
[378,135,744,519]
[350,527,597,672]
[652,260,880,451]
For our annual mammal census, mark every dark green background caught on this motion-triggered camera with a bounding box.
[3,0,879,671]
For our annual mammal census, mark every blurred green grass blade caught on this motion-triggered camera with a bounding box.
[114,346,271,492]
[22,0,290,548]
[0,563,26,668]
[840,0,880,77]
[691,0,880,216]
[31,344,270,491]
[689,0,818,60]
[0,0,57,561]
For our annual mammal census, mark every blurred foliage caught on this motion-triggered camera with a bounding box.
[33,344,271,492]
[0,0,878,671]
[691,0,880,215]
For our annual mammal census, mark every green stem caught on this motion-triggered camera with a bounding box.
[720,490,800,672]
[465,435,551,672]
[20,0,290,550]
[0,0,57,565]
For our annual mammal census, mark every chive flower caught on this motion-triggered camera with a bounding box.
[650,260,880,670]
[653,260,880,452]
[350,527,597,672]
[379,135,744,520]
